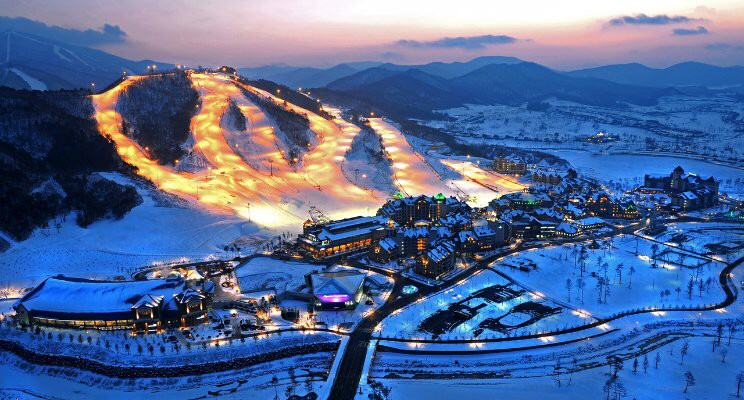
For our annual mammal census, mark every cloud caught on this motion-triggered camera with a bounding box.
[0,16,127,46]
[673,26,709,36]
[705,42,744,51]
[380,51,405,62]
[608,14,699,26]
[396,34,517,49]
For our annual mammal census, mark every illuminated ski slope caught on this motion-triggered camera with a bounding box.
[440,159,527,206]
[93,73,380,229]
[92,75,299,228]
[367,118,455,197]
[93,73,523,230]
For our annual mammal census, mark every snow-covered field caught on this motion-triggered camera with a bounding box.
[429,95,744,164]
[493,234,727,318]
[378,269,592,341]
[0,173,261,290]
[370,316,744,400]
[236,256,321,294]
[655,222,744,263]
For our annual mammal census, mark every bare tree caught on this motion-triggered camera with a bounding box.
[603,378,614,400]
[655,352,661,369]
[285,383,295,398]
[612,380,628,400]
[728,324,737,346]
[608,356,623,378]
[683,371,695,393]
[554,358,563,387]
[271,375,279,400]
[680,340,690,365]
[736,371,744,398]
[719,347,729,363]
[368,380,393,400]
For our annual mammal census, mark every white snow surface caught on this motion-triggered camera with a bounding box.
[0,173,262,289]
[9,67,47,90]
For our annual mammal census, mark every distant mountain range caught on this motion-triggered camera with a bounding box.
[238,56,524,89]
[237,61,383,88]
[241,56,744,91]
[315,61,677,119]
[567,62,744,88]
[0,31,172,90]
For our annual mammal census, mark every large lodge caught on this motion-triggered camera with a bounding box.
[297,215,393,259]
[14,275,213,334]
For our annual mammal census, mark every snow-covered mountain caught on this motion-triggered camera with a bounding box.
[236,56,522,89]
[238,62,383,88]
[567,62,744,88]
[0,31,173,90]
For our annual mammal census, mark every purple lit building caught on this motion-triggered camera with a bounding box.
[309,270,365,310]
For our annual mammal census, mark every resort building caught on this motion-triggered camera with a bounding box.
[585,193,640,220]
[576,216,606,230]
[309,270,366,310]
[14,276,210,333]
[493,155,527,175]
[298,216,393,259]
[500,190,553,211]
[377,193,469,226]
[556,222,581,238]
[369,237,399,263]
[415,241,456,279]
[643,166,718,211]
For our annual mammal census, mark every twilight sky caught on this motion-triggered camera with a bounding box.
[2,0,744,69]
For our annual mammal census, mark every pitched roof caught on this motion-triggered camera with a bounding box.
[311,271,366,296]
[16,276,186,318]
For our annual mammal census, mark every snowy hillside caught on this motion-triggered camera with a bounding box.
[427,94,744,166]
[0,31,172,90]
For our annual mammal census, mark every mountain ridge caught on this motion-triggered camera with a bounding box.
[0,30,173,90]
[567,61,744,87]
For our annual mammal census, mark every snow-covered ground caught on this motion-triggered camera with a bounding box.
[0,347,334,399]
[369,316,743,400]
[9,67,47,90]
[545,150,744,197]
[428,95,744,165]
[378,269,592,341]
[0,173,261,290]
[236,256,322,294]
[654,222,744,263]
[492,234,727,318]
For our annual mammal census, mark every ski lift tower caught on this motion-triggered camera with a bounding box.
[309,206,331,225]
